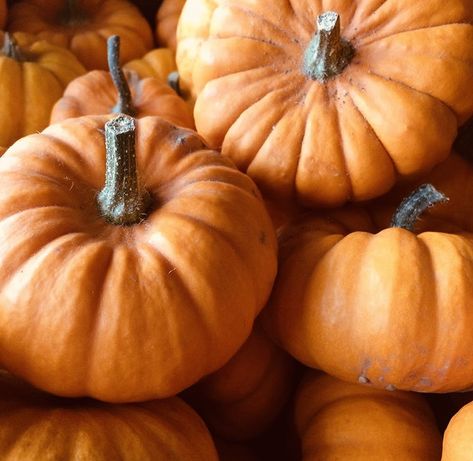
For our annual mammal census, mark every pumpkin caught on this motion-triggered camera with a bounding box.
[0,369,219,461]
[262,153,473,393]
[183,321,296,441]
[50,35,194,128]
[177,0,473,207]
[0,32,86,147]
[7,0,153,70]
[156,0,185,53]
[124,47,177,82]
[0,0,6,29]
[295,371,442,460]
[442,400,473,460]
[0,114,277,402]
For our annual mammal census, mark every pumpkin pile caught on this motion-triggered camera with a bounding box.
[0,0,473,459]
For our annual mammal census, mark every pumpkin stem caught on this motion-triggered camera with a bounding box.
[390,184,448,231]
[107,35,136,116]
[167,70,182,96]
[61,0,87,25]
[2,33,25,62]
[97,114,151,225]
[303,11,354,82]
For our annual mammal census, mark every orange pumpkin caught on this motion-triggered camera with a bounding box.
[295,371,442,460]
[442,400,473,460]
[7,0,153,70]
[184,321,296,441]
[0,370,219,460]
[0,32,86,147]
[156,0,185,53]
[177,0,473,207]
[124,47,177,82]
[263,154,473,393]
[0,114,277,402]
[50,36,193,128]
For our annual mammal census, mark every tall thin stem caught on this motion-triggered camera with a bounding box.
[107,35,135,116]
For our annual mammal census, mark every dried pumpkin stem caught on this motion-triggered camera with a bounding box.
[303,11,354,82]
[390,184,448,231]
[167,71,182,96]
[2,33,24,62]
[97,114,150,225]
[107,35,136,116]
[61,0,87,25]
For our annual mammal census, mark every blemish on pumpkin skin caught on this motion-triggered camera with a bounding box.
[385,384,396,391]
[358,375,370,385]
[259,231,266,244]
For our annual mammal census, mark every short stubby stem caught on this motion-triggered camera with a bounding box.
[2,33,25,61]
[390,184,448,231]
[107,35,136,116]
[303,11,355,82]
[97,114,151,225]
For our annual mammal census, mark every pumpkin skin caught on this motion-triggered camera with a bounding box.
[7,0,153,70]
[50,69,194,128]
[0,1,6,29]
[442,400,473,460]
[124,48,177,82]
[177,0,473,207]
[0,115,277,402]
[156,0,185,53]
[295,371,442,460]
[183,321,296,441]
[262,154,473,393]
[0,32,86,147]
[0,370,219,461]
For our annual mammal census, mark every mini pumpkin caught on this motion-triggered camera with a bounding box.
[156,0,185,53]
[0,114,277,402]
[0,370,219,461]
[50,36,194,128]
[177,0,473,207]
[183,321,296,441]
[7,0,153,70]
[0,31,86,147]
[295,371,442,460]
[442,400,473,461]
[124,47,177,82]
[262,154,473,392]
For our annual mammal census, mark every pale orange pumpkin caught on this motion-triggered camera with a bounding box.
[0,114,277,402]
[177,0,473,207]
[156,0,185,53]
[7,0,153,70]
[0,31,86,147]
[124,47,177,82]
[0,370,219,460]
[295,371,442,460]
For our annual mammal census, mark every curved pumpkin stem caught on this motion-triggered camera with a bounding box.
[390,184,448,231]
[303,11,354,82]
[97,114,150,225]
[107,35,136,116]
[2,33,24,62]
